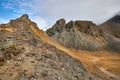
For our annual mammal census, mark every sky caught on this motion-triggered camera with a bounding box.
[0,0,120,30]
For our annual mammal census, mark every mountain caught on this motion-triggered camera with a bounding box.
[100,15,120,38]
[0,14,104,80]
[46,19,108,51]
[99,15,120,52]
[46,18,120,80]
[0,14,120,80]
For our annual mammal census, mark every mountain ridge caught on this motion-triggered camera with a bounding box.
[46,19,108,51]
[0,14,105,80]
[100,15,120,38]
[0,14,120,80]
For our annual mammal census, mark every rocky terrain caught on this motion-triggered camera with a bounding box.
[46,16,120,80]
[46,19,108,51]
[0,14,107,80]
[0,14,120,80]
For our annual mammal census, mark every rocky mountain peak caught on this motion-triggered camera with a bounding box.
[47,19,107,51]
[46,19,66,36]
[47,19,104,37]
[56,18,66,26]
[52,18,66,30]
[20,14,29,20]
[108,15,120,23]
[9,14,30,24]
[100,15,120,38]
[0,14,36,32]
[65,20,74,29]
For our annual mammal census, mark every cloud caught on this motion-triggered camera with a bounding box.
[32,0,120,24]
[0,18,9,24]
[30,16,48,30]
[1,0,120,30]
[1,0,33,15]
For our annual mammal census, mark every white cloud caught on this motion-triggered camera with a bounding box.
[2,0,33,15]
[32,0,120,25]
[30,16,48,30]
[0,18,9,24]
[1,0,120,30]
[36,0,120,24]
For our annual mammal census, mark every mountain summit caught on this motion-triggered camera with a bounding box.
[100,15,120,38]
[47,19,108,51]
[107,15,120,23]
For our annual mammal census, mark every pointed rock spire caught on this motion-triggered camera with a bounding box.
[20,14,29,20]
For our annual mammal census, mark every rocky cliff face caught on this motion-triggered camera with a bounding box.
[0,15,104,80]
[47,19,108,51]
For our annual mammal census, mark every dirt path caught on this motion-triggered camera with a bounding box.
[92,58,120,80]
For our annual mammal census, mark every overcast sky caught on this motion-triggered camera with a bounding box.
[0,0,120,30]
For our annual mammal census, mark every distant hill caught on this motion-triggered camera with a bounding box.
[100,15,120,38]
[0,14,120,80]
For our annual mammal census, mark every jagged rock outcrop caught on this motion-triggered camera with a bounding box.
[0,14,104,80]
[47,19,66,36]
[47,19,108,51]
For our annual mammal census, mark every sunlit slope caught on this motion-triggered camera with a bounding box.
[31,25,74,57]
[31,25,120,79]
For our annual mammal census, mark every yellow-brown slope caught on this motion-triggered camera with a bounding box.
[31,25,120,79]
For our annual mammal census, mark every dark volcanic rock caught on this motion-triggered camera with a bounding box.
[47,19,108,51]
